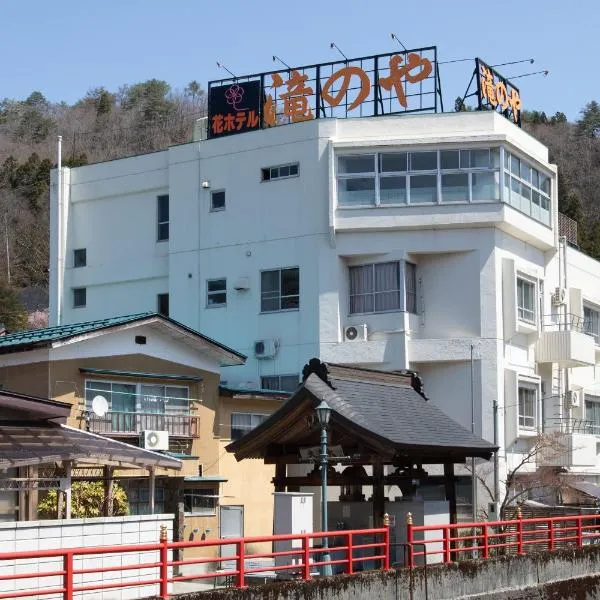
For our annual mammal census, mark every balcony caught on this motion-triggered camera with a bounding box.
[536,314,596,367]
[538,431,599,469]
[88,411,200,438]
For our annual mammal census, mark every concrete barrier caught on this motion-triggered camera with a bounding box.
[153,546,600,600]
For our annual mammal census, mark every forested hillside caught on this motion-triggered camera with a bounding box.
[0,80,599,329]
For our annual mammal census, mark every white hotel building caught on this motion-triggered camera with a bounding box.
[49,111,600,498]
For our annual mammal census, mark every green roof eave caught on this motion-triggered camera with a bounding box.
[80,368,202,382]
[183,476,228,483]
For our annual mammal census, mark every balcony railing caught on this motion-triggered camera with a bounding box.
[88,411,200,438]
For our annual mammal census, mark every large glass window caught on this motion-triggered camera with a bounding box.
[261,268,299,312]
[518,385,537,429]
[584,305,600,344]
[349,262,401,314]
[586,395,600,434]
[517,277,536,324]
[503,152,551,226]
[261,375,299,393]
[183,488,218,515]
[337,148,501,207]
[230,413,268,441]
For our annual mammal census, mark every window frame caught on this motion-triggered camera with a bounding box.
[405,262,418,315]
[261,163,299,182]
[183,487,219,516]
[230,412,269,441]
[157,194,169,242]
[518,383,538,430]
[210,190,226,212]
[585,394,600,434]
[206,278,227,308]
[516,276,536,325]
[260,374,299,392]
[348,261,402,315]
[260,267,300,313]
[73,248,86,268]
[583,304,600,345]
[73,287,86,309]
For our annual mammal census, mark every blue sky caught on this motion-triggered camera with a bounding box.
[2,0,597,121]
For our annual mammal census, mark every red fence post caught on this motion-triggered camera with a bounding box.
[383,514,391,570]
[159,524,169,600]
[63,552,73,600]
[482,524,489,559]
[346,531,354,575]
[547,518,554,551]
[302,535,311,580]
[406,512,414,568]
[236,539,246,588]
[516,507,524,555]
[443,527,451,563]
[577,516,583,548]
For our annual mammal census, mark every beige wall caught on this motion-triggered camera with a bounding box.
[0,361,50,399]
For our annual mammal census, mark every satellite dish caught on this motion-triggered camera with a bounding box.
[91,395,109,417]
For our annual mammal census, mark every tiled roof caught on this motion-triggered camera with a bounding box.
[0,312,155,350]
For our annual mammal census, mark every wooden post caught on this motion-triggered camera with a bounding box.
[103,466,114,517]
[149,467,156,515]
[372,462,385,527]
[64,461,72,520]
[443,462,457,524]
[274,463,286,492]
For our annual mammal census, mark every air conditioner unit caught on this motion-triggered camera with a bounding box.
[344,324,368,342]
[140,430,169,451]
[254,339,279,359]
[551,287,566,306]
[569,390,581,408]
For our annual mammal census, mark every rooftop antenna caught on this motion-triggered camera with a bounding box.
[216,61,237,79]
[390,33,407,52]
[506,69,549,80]
[330,42,348,62]
[272,55,292,70]
[491,58,534,68]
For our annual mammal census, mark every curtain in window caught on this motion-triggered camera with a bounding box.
[405,263,417,314]
[349,265,374,313]
[374,262,400,312]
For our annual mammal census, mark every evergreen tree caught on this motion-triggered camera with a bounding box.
[0,281,28,332]
[576,101,600,137]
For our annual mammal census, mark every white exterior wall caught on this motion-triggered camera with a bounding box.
[49,110,600,498]
[0,514,172,600]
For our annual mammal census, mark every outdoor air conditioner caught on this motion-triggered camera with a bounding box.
[254,339,279,359]
[569,390,581,408]
[551,287,566,306]
[344,324,368,342]
[140,430,169,451]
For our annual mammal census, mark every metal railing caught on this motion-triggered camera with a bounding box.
[88,412,200,438]
[0,526,389,599]
[406,508,600,567]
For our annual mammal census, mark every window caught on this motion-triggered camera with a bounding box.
[349,262,400,314]
[337,148,500,207]
[183,488,218,516]
[157,293,169,317]
[503,152,551,226]
[123,480,165,515]
[230,413,268,441]
[517,277,536,324]
[405,262,417,314]
[261,268,299,312]
[157,194,169,241]
[211,190,225,211]
[518,385,537,429]
[586,395,600,434]
[73,287,86,308]
[261,163,299,182]
[261,375,299,392]
[207,279,227,307]
[584,305,600,345]
[73,248,86,268]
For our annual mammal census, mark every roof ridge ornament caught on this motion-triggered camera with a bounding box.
[302,358,334,388]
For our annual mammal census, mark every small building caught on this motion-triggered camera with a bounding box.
[0,311,285,547]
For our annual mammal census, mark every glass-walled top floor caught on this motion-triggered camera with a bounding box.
[336,146,552,227]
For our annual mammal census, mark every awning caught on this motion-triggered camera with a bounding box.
[568,480,600,500]
[0,424,182,470]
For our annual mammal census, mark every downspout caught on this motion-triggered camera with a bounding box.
[56,136,63,325]
[471,344,477,521]
[561,236,570,432]
[493,399,499,512]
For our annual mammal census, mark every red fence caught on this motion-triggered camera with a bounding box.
[406,511,600,567]
[0,526,389,599]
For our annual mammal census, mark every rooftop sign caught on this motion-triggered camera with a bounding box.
[208,47,441,138]
[475,58,522,126]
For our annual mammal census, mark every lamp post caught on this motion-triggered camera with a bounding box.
[316,400,332,576]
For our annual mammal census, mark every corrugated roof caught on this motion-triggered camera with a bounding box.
[568,480,600,500]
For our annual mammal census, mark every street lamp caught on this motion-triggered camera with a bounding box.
[316,400,332,576]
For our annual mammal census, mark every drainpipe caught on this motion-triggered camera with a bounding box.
[493,400,499,512]
[560,236,570,433]
[471,344,477,522]
[56,136,63,325]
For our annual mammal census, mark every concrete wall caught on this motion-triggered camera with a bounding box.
[163,546,600,600]
[0,513,172,600]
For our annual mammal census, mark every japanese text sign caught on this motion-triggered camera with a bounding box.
[208,47,440,139]
[476,58,522,126]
